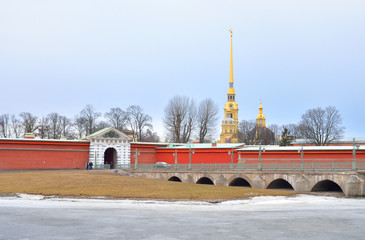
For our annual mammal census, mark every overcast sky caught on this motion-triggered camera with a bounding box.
[1,0,364,139]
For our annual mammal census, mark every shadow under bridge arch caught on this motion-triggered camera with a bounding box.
[311,180,343,193]
[196,177,214,185]
[168,176,182,182]
[229,177,252,187]
[267,178,294,190]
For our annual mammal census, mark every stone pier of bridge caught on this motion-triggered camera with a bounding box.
[130,170,365,197]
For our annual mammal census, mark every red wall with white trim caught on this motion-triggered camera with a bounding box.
[0,140,90,169]
[156,148,240,164]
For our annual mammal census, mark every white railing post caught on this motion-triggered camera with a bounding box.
[134,149,139,170]
[173,150,177,169]
[300,145,304,169]
[352,138,358,170]
[258,146,262,170]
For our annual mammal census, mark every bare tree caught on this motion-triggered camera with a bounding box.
[105,107,127,131]
[163,96,196,143]
[59,115,73,139]
[0,114,10,138]
[10,115,22,138]
[196,98,219,143]
[281,123,303,139]
[73,115,87,139]
[47,112,62,139]
[298,106,344,146]
[37,116,49,139]
[95,121,109,131]
[19,112,38,134]
[143,129,160,142]
[268,123,280,144]
[235,120,256,144]
[126,105,152,142]
[80,105,101,136]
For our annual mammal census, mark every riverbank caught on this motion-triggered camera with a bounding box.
[0,170,296,200]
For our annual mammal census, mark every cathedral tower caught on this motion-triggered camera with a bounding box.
[248,100,275,145]
[256,100,266,127]
[218,29,239,143]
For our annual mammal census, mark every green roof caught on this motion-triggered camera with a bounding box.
[85,127,112,139]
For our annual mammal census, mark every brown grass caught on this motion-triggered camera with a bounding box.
[0,170,296,200]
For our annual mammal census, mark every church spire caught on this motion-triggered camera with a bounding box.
[229,29,233,86]
[218,29,239,143]
[227,29,235,100]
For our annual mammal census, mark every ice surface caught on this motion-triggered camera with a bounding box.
[1,194,365,240]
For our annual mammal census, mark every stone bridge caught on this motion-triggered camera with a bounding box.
[129,169,365,197]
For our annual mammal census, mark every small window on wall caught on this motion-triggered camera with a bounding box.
[230,129,232,133]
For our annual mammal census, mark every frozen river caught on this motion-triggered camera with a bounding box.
[0,194,364,240]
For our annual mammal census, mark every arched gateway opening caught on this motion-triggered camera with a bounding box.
[311,180,343,193]
[104,148,117,169]
[197,177,214,185]
[229,178,251,187]
[267,179,294,190]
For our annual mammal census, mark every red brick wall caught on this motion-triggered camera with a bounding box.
[0,140,90,170]
[130,143,169,164]
[239,149,365,165]
[156,148,240,164]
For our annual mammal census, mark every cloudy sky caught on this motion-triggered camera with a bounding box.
[1,0,364,139]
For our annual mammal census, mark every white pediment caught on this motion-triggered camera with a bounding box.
[85,127,132,141]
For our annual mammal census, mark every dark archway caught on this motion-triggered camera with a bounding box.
[168,176,182,182]
[229,178,251,187]
[311,180,343,192]
[267,179,294,190]
[104,148,117,169]
[196,177,214,185]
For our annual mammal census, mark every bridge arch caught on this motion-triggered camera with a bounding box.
[227,175,252,187]
[311,180,343,193]
[229,177,251,187]
[267,178,294,190]
[197,177,214,185]
[168,176,182,182]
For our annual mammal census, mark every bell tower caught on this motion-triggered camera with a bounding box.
[256,100,266,127]
[218,29,239,143]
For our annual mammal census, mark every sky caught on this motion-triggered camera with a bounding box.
[1,0,364,139]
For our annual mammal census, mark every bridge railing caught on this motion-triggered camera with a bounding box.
[95,159,365,171]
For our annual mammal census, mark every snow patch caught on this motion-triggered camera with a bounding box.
[0,194,365,212]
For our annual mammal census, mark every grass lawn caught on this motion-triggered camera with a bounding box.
[0,170,296,200]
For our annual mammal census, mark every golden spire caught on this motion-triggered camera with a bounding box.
[229,29,233,84]
[218,29,239,143]
[227,29,235,96]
